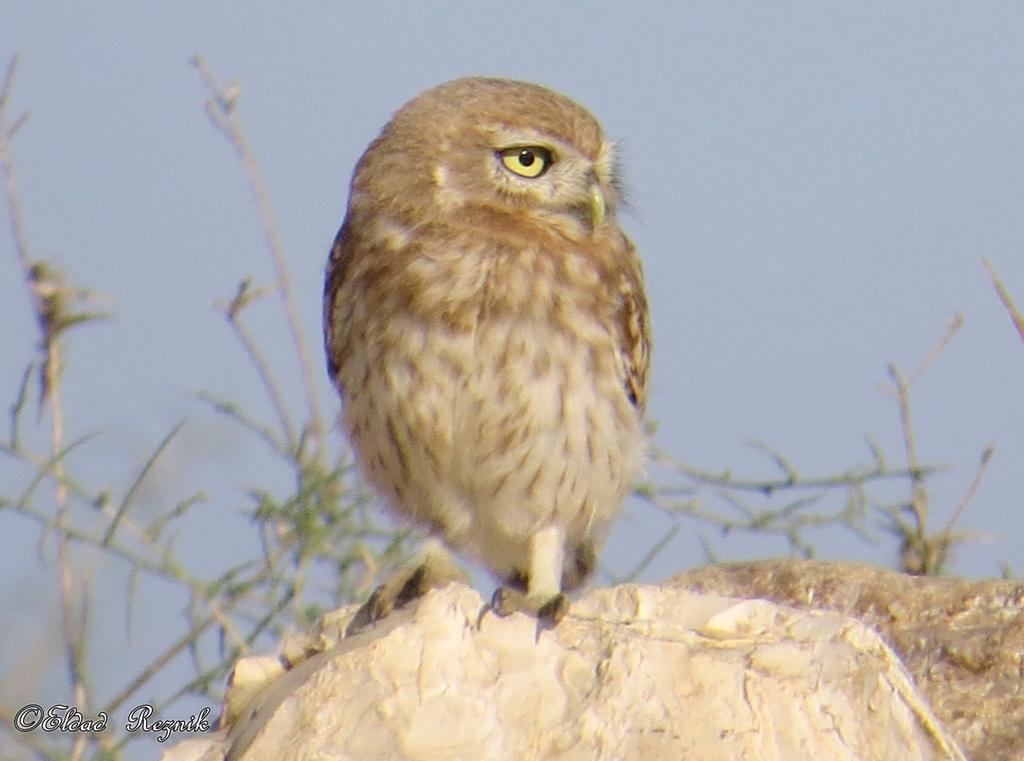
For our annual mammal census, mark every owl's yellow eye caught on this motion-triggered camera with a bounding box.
[498,146,553,178]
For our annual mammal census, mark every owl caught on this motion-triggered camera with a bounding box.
[324,77,650,626]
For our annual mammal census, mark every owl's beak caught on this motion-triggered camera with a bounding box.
[587,184,606,229]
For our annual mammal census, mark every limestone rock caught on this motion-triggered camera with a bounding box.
[165,582,967,761]
[672,559,1024,761]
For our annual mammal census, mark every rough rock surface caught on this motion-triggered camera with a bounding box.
[163,581,968,761]
[672,559,1024,761]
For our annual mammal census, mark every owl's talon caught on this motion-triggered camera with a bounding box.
[490,586,570,626]
[346,543,468,636]
[537,593,570,626]
[490,586,521,617]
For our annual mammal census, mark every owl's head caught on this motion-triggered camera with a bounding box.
[351,77,623,239]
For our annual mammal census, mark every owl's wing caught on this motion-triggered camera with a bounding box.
[616,240,651,413]
[323,218,355,387]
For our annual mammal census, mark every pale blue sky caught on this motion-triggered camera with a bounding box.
[3,3,1024,753]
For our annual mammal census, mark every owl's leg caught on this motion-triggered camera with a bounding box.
[345,538,468,636]
[492,525,570,625]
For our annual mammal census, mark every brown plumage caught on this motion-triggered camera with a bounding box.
[324,77,650,622]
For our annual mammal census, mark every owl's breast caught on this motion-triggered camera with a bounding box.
[333,220,643,576]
